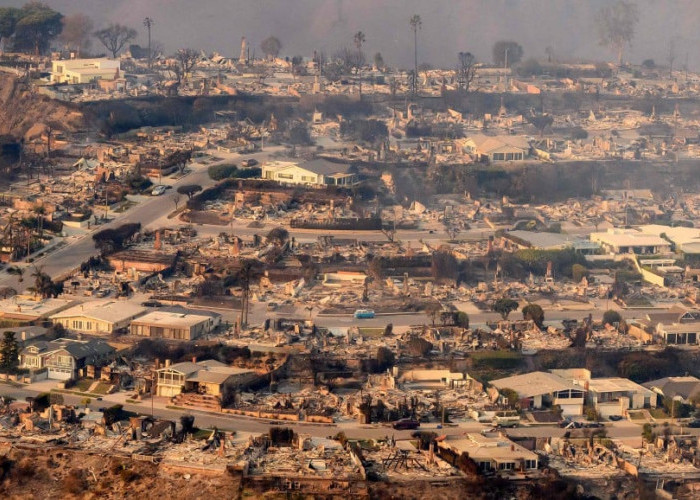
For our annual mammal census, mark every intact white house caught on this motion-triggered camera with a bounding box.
[490,371,585,416]
[262,159,358,186]
[51,58,121,84]
[50,300,147,335]
[130,308,221,340]
[590,228,671,255]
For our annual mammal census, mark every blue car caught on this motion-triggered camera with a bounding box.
[354,309,375,319]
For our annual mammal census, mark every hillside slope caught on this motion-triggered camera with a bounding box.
[0,72,84,138]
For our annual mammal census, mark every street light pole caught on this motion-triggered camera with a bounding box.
[143,18,154,70]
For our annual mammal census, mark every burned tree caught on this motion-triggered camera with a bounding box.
[94,23,136,58]
[457,51,477,93]
[174,48,199,83]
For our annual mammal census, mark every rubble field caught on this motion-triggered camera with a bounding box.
[0,444,241,499]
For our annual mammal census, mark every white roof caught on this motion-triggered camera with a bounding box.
[0,297,74,318]
[587,377,652,395]
[131,310,218,328]
[490,371,579,398]
[638,225,700,253]
[590,229,670,249]
[438,433,538,462]
[50,300,146,324]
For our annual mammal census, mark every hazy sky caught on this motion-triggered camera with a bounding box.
[5,0,700,69]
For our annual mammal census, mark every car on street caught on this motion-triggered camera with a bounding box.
[687,420,700,428]
[241,158,258,167]
[608,415,624,421]
[354,309,375,319]
[151,185,167,196]
[392,419,420,430]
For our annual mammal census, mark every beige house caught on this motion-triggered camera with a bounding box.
[262,159,357,186]
[50,300,147,335]
[0,296,74,322]
[437,432,539,473]
[462,134,531,162]
[156,359,256,398]
[51,58,121,84]
[130,309,221,340]
[490,371,585,416]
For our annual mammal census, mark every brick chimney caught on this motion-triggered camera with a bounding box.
[154,230,162,250]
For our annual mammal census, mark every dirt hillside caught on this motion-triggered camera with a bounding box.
[0,72,84,138]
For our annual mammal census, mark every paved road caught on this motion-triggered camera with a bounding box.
[0,147,285,293]
[2,382,692,443]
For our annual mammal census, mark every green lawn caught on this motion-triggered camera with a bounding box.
[649,408,669,419]
[74,379,94,392]
[193,428,215,440]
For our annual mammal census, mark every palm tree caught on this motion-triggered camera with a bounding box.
[353,31,366,97]
[33,205,46,238]
[409,15,422,95]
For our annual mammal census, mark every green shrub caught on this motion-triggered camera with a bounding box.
[208,164,238,181]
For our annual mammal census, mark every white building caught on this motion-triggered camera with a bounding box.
[50,300,147,335]
[490,371,585,416]
[437,432,539,473]
[262,159,358,186]
[130,309,221,340]
[590,228,671,255]
[461,134,531,162]
[51,58,121,84]
[586,377,656,418]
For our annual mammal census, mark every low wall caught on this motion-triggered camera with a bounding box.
[222,408,301,421]
[305,414,333,424]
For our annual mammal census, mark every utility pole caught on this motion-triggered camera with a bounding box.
[151,370,155,418]
[143,17,154,70]
[409,15,422,97]
[669,38,675,80]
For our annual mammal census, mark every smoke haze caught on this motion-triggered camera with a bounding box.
[5,0,700,69]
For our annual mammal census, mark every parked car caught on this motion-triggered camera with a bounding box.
[687,420,700,428]
[141,300,163,308]
[584,422,604,428]
[392,419,420,430]
[354,309,375,319]
[241,158,258,167]
[151,185,167,196]
[608,415,624,421]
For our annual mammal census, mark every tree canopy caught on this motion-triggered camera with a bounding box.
[522,303,545,327]
[431,248,458,281]
[0,331,19,374]
[493,298,519,320]
[492,40,523,68]
[59,13,93,57]
[177,184,202,199]
[266,227,289,246]
[261,36,281,59]
[92,222,141,255]
[602,310,622,326]
[595,0,640,65]
[12,3,63,55]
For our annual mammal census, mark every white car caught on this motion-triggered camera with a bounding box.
[151,185,167,196]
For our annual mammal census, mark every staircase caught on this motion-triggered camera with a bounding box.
[172,392,221,411]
